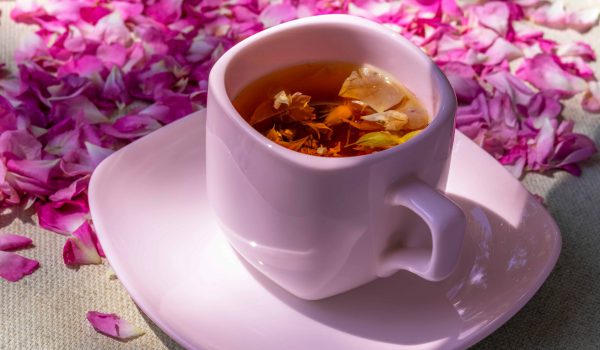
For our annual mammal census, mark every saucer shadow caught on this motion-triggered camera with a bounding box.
[473,125,600,349]
[238,253,462,346]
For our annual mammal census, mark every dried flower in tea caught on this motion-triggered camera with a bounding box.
[233,62,430,157]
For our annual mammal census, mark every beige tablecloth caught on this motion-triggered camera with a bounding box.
[1,1,600,349]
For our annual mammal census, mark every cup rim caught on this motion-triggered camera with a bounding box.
[209,14,457,170]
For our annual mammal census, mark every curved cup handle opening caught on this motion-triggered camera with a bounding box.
[377,177,466,282]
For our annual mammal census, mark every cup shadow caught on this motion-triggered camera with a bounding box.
[238,252,462,345]
[235,193,556,347]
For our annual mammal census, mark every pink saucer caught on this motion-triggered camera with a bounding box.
[89,111,561,350]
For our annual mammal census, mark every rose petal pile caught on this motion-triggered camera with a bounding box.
[0,0,598,341]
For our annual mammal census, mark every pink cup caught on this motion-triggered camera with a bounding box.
[206,14,466,300]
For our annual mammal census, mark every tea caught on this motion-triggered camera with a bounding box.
[232,62,430,157]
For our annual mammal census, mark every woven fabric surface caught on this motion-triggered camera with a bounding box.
[1,1,599,349]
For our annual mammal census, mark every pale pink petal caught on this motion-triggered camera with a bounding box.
[259,3,297,28]
[582,81,600,113]
[37,198,89,235]
[566,8,600,33]
[516,54,587,98]
[86,312,145,340]
[473,1,510,36]
[64,27,86,53]
[529,117,556,168]
[0,251,39,282]
[97,43,127,68]
[463,27,499,51]
[529,2,568,30]
[0,234,32,251]
[63,222,102,265]
[484,37,523,65]
[483,71,535,106]
[96,12,130,46]
[556,42,596,61]
[14,32,47,62]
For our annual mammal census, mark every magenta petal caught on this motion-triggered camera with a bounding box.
[63,222,102,265]
[86,311,145,340]
[0,234,32,251]
[0,251,39,282]
[6,159,60,184]
[37,198,89,235]
[49,176,90,202]
[100,114,162,139]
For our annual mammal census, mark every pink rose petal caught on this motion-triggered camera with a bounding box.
[0,251,39,282]
[566,8,600,33]
[0,234,33,251]
[530,2,600,33]
[259,3,297,28]
[63,222,103,266]
[86,311,145,340]
[49,176,90,202]
[37,198,89,235]
[483,37,523,65]
[516,54,587,98]
[483,71,535,106]
[473,1,510,36]
[556,41,596,61]
[441,62,483,103]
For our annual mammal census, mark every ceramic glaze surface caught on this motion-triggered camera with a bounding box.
[89,111,561,350]
[206,15,464,299]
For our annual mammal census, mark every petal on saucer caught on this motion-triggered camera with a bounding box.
[86,311,145,340]
[0,251,39,282]
[0,234,33,251]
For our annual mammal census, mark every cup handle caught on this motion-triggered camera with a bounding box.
[377,177,466,281]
